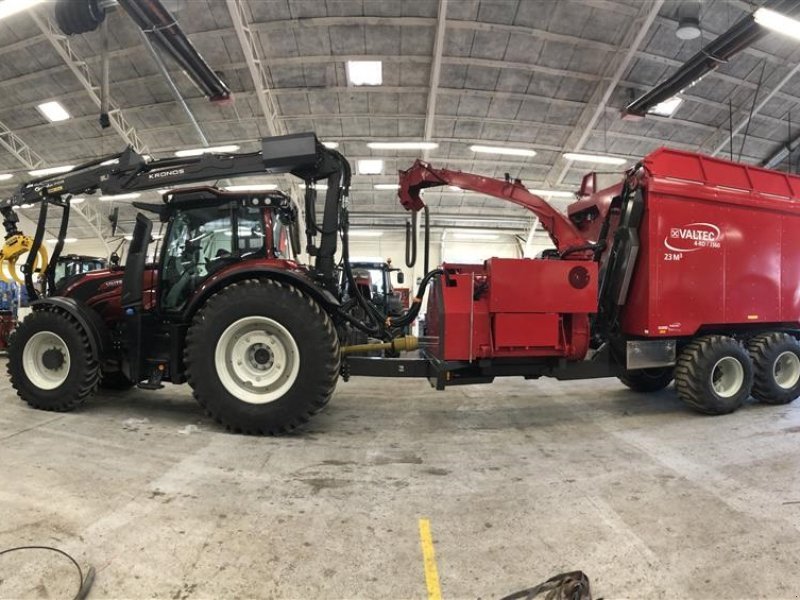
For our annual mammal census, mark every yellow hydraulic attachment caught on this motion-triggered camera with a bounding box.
[0,233,49,284]
[341,335,419,356]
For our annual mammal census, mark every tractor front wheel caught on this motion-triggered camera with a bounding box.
[184,279,340,434]
[7,308,100,411]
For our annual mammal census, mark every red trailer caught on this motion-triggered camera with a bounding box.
[392,147,800,415]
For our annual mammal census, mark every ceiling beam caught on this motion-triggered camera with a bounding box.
[225,0,283,138]
[423,0,447,161]
[29,9,148,154]
[709,61,800,158]
[547,0,665,187]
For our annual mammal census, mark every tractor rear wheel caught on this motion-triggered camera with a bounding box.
[618,367,673,392]
[747,332,800,405]
[184,279,340,434]
[7,308,100,411]
[675,335,753,415]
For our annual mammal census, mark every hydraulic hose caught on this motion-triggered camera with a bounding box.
[383,268,443,329]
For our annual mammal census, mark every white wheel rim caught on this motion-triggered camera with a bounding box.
[21,331,71,390]
[214,316,300,404]
[773,351,800,390]
[711,356,745,398]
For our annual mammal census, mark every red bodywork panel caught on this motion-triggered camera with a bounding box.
[426,259,597,362]
[60,259,305,325]
[620,148,800,337]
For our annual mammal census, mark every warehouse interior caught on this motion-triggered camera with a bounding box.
[2,0,800,598]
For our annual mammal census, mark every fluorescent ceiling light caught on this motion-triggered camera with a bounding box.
[0,0,45,21]
[223,184,278,191]
[69,197,85,204]
[0,173,13,181]
[174,144,240,157]
[563,153,627,166]
[357,159,384,175]
[100,158,119,166]
[28,165,74,177]
[36,100,70,122]
[648,96,683,117]
[124,235,134,241]
[470,145,536,157]
[367,141,439,150]
[305,183,328,190]
[452,232,500,240]
[322,141,339,149]
[12,203,34,211]
[346,60,382,86]
[754,8,800,42]
[46,237,77,244]
[528,188,575,198]
[99,193,141,201]
[348,230,384,237]
[373,183,400,190]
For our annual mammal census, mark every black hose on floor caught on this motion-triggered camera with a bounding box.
[0,545,95,600]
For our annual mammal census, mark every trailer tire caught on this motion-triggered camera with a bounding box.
[618,367,673,392]
[184,279,340,435]
[7,307,100,412]
[675,335,753,415]
[747,332,800,405]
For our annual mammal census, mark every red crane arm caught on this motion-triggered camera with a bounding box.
[397,160,590,254]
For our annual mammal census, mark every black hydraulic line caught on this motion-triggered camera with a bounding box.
[422,205,430,274]
[45,200,72,296]
[384,268,443,329]
[24,201,49,301]
[405,210,417,268]
[117,0,231,102]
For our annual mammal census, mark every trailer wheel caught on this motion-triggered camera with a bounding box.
[618,367,673,392]
[747,332,800,405]
[184,279,340,434]
[7,308,100,411]
[675,335,753,415]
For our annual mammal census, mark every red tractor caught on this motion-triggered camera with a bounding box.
[1,133,416,433]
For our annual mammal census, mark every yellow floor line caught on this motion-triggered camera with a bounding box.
[418,518,443,600]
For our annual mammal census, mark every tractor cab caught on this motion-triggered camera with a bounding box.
[126,186,299,314]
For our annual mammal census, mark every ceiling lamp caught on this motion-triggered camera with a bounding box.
[470,145,536,157]
[563,153,627,166]
[99,193,141,201]
[367,142,438,150]
[648,96,683,116]
[373,183,400,190]
[357,159,384,175]
[174,145,240,157]
[37,100,71,122]
[0,173,13,181]
[0,0,44,21]
[754,8,800,42]
[676,2,701,40]
[346,61,382,86]
[223,184,278,191]
[348,230,384,237]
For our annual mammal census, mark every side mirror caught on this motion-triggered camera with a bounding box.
[396,271,405,284]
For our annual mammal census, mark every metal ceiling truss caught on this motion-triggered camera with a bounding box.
[30,9,149,155]
[0,120,110,251]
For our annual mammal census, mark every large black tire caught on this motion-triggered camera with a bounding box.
[7,308,100,412]
[747,332,800,405]
[618,367,673,392]
[99,370,136,391]
[675,335,753,415]
[184,279,340,435]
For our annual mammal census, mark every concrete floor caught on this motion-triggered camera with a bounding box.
[2,358,800,599]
